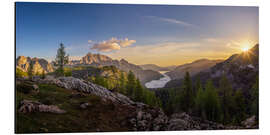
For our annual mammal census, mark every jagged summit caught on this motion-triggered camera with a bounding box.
[16,56,54,74]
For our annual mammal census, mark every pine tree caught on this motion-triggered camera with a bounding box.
[204,79,221,121]
[194,85,205,117]
[134,79,143,102]
[55,43,69,76]
[233,89,246,124]
[119,72,126,94]
[219,75,233,124]
[126,71,136,98]
[251,75,259,120]
[182,72,193,113]
[27,61,34,79]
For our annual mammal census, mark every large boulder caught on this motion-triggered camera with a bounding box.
[36,76,135,105]
[19,100,66,114]
[241,115,257,128]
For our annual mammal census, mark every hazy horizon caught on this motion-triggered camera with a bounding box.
[16,2,258,66]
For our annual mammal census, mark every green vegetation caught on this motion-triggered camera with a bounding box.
[27,61,34,78]
[251,75,259,120]
[155,71,258,125]
[93,69,161,107]
[16,68,28,78]
[55,43,69,76]
[203,80,221,121]
[16,83,132,133]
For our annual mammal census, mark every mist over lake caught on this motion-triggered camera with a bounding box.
[145,71,171,88]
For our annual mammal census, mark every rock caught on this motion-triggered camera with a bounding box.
[19,100,66,114]
[241,115,257,128]
[36,76,135,105]
[39,128,49,132]
[137,111,143,120]
[38,104,66,114]
[32,84,39,90]
[16,56,54,74]
[167,112,224,130]
[80,102,91,109]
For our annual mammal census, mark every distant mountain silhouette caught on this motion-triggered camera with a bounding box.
[139,64,176,72]
[166,59,223,80]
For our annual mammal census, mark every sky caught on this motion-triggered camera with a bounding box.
[16,2,259,66]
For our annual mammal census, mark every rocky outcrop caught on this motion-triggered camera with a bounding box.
[80,53,113,65]
[19,100,66,114]
[127,103,168,131]
[167,112,224,130]
[16,56,54,74]
[33,76,168,130]
[241,115,257,128]
[70,53,163,84]
[35,76,135,105]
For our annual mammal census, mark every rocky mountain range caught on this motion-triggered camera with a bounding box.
[165,44,259,91]
[139,64,177,72]
[68,53,163,84]
[16,56,54,74]
[166,59,224,80]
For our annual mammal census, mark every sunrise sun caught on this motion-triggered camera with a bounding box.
[242,47,249,52]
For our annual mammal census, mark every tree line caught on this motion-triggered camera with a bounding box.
[156,72,258,125]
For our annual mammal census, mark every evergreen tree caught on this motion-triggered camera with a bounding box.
[219,75,234,124]
[233,89,246,124]
[134,79,143,102]
[194,76,202,95]
[55,43,69,76]
[27,61,34,79]
[182,72,193,113]
[119,72,126,94]
[126,71,136,98]
[251,75,259,120]
[194,85,205,117]
[204,79,221,121]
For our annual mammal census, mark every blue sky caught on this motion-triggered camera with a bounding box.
[16,2,258,66]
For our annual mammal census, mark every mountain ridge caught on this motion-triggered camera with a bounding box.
[166,58,224,80]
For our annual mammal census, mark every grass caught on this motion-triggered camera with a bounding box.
[15,82,132,133]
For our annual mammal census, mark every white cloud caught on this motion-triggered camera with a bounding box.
[91,37,136,52]
[145,16,196,27]
[119,38,136,47]
[88,40,93,43]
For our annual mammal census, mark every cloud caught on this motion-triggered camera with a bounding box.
[119,38,136,47]
[91,37,136,52]
[88,40,93,43]
[145,16,195,27]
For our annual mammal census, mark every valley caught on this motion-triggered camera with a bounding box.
[145,71,171,89]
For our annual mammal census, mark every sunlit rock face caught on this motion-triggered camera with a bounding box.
[145,71,171,88]
[16,56,54,74]
[73,53,163,84]
[80,53,113,65]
